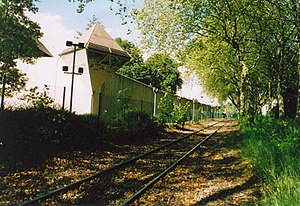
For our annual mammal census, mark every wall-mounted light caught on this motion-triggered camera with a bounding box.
[62,66,68,72]
[78,67,84,74]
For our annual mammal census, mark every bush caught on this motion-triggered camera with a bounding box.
[156,94,174,124]
[106,88,159,140]
[0,107,103,165]
[112,109,158,140]
[156,94,190,125]
[172,102,189,125]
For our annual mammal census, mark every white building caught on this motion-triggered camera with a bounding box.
[14,23,130,114]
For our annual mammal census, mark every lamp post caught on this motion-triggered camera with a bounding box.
[1,75,6,111]
[64,41,84,112]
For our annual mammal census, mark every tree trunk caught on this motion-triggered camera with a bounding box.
[239,60,248,117]
[281,87,298,119]
[281,64,299,119]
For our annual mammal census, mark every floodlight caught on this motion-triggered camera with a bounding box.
[78,67,84,74]
[78,42,85,49]
[66,41,73,47]
[62,66,68,71]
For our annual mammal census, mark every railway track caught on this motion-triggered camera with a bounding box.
[19,120,228,205]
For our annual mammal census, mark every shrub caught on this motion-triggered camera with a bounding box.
[112,109,158,140]
[172,102,189,124]
[156,94,174,124]
[156,94,190,125]
[21,85,54,109]
[0,107,103,165]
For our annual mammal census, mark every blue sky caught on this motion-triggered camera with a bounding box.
[36,0,142,36]
[28,0,142,56]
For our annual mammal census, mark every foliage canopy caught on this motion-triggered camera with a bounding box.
[134,0,300,119]
[0,0,43,96]
[117,38,182,93]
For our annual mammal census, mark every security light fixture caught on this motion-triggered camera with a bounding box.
[62,66,68,71]
[64,40,85,112]
[66,41,85,49]
[153,87,159,93]
[78,42,85,49]
[66,41,73,47]
[78,67,84,74]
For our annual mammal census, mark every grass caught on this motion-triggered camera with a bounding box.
[240,116,300,205]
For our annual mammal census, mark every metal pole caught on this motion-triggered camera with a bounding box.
[62,86,66,110]
[153,91,157,116]
[152,87,159,116]
[69,45,77,113]
[1,75,6,111]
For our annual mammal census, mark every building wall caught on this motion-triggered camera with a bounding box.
[54,49,92,114]
[14,50,93,114]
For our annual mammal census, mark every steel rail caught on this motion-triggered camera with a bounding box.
[19,121,220,206]
[121,123,226,206]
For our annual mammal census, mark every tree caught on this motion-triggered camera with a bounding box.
[115,38,149,82]
[116,37,144,76]
[0,0,43,96]
[144,53,182,93]
[134,0,300,119]
[116,38,183,93]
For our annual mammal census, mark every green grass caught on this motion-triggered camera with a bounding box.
[240,116,300,205]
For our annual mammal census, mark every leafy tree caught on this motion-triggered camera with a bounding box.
[134,0,300,119]
[144,53,182,93]
[116,37,145,79]
[261,0,299,119]
[117,39,182,93]
[0,0,43,96]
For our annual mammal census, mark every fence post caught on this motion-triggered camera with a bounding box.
[153,87,158,116]
[1,75,6,111]
[98,92,102,120]
[192,99,195,121]
[141,100,143,113]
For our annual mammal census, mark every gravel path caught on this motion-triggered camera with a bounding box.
[136,121,261,205]
[0,120,261,205]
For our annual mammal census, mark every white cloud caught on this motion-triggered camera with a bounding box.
[27,12,77,56]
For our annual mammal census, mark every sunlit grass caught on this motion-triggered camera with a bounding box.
[240,117,300,205]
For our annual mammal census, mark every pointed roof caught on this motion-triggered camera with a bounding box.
[81,23,124,51]
[60,23,130,60]
[37,40,53,57]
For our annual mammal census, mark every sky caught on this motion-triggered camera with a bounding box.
[26,0,218,105]
[28,0,142,56]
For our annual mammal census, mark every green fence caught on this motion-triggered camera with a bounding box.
[97,73,221,121]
